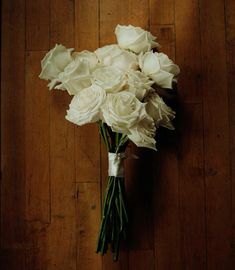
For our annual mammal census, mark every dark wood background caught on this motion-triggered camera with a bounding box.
[1,0,235,269]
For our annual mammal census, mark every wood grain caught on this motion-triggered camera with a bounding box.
[47,1,77,269]
[178,104,206,270]
[200,0,231,269]
[26,0,50,51]
[150,25,175,60]
[1,0,235,269]
[225,0,235,264]
[50,0,75,48]
[25,51,50,226]
[74,0,102,269]
[154,145,181,270]
[1,0,26,247]
[74,0,101,183]
[0,249,26,270]
[175,0,202,103]
[150,0,174,25]
[129,250,154,270]
[76,183,102,270]
[24,53,51,270]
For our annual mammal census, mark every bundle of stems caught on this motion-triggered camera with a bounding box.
[96,121,129,261]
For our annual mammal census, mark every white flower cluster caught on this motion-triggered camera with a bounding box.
[39,25,180,150]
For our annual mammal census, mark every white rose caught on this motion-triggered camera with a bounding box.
[92,66,126,93]
[128,112,157,150]
[72,50,98,70]
[101,91,144,133]
[139,51,180,89]
[125,70,154,100]
[95,44,138,72]
[115,24,159,54]
[39,44,73,89]
[145,91,175,130]
[55,58,92,95]
[65,84,106,126]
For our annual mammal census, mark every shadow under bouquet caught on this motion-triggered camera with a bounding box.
[39,24,180,261]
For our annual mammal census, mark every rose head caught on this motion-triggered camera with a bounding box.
[92,66,126,93]
[39,44,73,89]
[115,24,159,54]
[101,91,144,133]
[72,50,98,70]
[125,70,154,101]
[95,44,138,72]
[139,51,180,89]
[65,84,106,126]
[145,91,175,130]
[128,111,157,150]
[55,58,92,95]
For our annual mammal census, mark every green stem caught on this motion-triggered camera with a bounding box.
[96,123,129,261]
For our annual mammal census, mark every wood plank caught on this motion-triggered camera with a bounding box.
[47,89,77,270]
[74,0,100,183]
[76,182,102,270]
[24,2,52,269]
[1,0,26,247]
[227,45,235,267]
[75,124,101,182]
[99,0,151,268]
[74,0,102,268]
[24,247,50,270]
[154,145,181,270]
[25,51,50,225]
[150,1,180,270]
[0,249,26,270]
[150,25,175,60]
[47,1,77,269]
[26,0,49,51]
[225,0,235,45]
[24,53,51,270]
[125,147,155,250]
[225,1,235,264]
[178,104,206,269]
[129,250,154,270]
[175,0,202,103]
[200,0,231,269]
[150,0,174,25]
[75,0,99,50]
[50,0,74,48]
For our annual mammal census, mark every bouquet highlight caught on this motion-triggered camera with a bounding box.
[39,24,180,261]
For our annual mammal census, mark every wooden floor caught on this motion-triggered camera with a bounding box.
[1,0,235,269]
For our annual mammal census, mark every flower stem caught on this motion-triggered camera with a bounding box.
[96,122,129,261]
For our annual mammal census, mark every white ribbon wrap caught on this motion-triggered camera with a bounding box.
[108,152,125,177]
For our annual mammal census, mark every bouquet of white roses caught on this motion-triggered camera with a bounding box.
[39,24,180,261]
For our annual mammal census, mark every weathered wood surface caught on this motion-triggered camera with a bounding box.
[1,0,235,269]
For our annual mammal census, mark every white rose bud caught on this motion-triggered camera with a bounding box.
[145,91,175,130]
[115,24,159,54]
[55,58,92,95]
[95,44,138,72]
[128,112,157,150]
[102,91,144,133]
[139,51,180,89]
[39,44,73,89]
[92,66,126,93]
[65,84,106,126]
[72,50,98,70]
[125,70,154,100]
